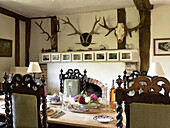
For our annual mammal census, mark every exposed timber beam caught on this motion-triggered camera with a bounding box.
[133,0,154,72]
[0,7,27,21]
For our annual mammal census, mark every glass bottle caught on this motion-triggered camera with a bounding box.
[110,80,116,110]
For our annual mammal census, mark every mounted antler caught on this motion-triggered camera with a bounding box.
[62,17,85,43]
[55,17,60,33]
[35,21,51,41]
[99,17,116,36]
[125,12,146,37]
[35,19,60,51]
[100,12,146,43]
[86,17,101,43]
[62,17,100,47]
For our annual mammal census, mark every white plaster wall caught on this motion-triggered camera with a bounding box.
[58,7,139,52]
[151,4,170,80]
[0,14,15,81]
[48,62,125,94]
[30,19,51,62]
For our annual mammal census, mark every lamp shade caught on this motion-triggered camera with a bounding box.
[27,62,42,73]
[148,62,165,76]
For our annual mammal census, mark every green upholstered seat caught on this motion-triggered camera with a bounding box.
[64,79,80,97]
[0,122,5,128]
[11,93,38,128]
[130,103,170,128]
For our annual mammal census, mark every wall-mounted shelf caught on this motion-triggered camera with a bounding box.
[39,49,140,64]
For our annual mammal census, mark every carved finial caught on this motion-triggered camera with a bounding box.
[84,69,87,75]
[60,69,63,74]
[40,74,46,85]
[3,72,9,84]
[116,75,123,88]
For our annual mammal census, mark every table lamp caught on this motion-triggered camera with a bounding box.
[27,62,42,80]
[148,62,165,76]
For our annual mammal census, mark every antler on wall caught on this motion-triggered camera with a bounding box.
[99,12,146,43]
[35,19,60,51]
[62,17,85,43]
[62,16,100,47]
[35,21,51,41]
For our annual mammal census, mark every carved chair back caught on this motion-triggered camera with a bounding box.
[2,73,47,128]
[59,69,87,93]
[123,70,156,89]
[115,75,170,128]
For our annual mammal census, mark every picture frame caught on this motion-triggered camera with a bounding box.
[107,51,119,61]
[95,52,106,61]
[42,54,50,62]
[72,53,82,62]
[154,38,170,56]
[51,53,60,62]
[83,52,94,61]
[61,53,71,62]
[0,38,12,57]
[120,51,132,61]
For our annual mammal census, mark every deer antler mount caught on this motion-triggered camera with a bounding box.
[99,12,146,43]
[35,17,60,51]
[62,17,100,47]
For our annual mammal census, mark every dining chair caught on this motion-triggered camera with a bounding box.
[2,73,47,128]
[115,74,170,128]
[59,69,87,97]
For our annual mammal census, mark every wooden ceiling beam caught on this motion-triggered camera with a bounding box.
[0,7,27,21]
[133,0,153,72]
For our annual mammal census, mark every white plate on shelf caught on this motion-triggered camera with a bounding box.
[93,115,114,123]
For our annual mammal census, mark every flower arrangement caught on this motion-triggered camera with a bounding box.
[74,91,102,105]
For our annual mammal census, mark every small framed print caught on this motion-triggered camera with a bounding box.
[83,52,94,61]
[107,51,119,61]
[61,53,71,62]
[120,51,132,61]
[154,38,170,56]
[42,54,50,62]
[95,52,106,61]
[72,53,82,62]
[51,53,60,62]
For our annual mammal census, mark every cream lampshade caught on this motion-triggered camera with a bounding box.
[148,62,165,76]
[27,62,42,80]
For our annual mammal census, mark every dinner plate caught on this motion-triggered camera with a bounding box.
[93,115,114,123]
[50,101,62,105]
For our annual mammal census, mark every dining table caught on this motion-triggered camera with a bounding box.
[0,96,126,128]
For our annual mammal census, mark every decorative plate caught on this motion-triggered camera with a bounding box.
[93,115,114,123]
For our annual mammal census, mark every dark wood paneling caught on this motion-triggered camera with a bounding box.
[25,19,31,66]
[51,16,58,52]
[117,8,126,49]
[15,18,20,66]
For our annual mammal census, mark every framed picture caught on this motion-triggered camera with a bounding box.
[42,54,50,62]
[83,52,94,61]
[120,51,132,61]
[72,53,82,62]
[95,52,106,61]
[154,38,170,56]
[107,51,119,61]
[51,53,60,62]
[61,53,71,62]
[0,38,12,57]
